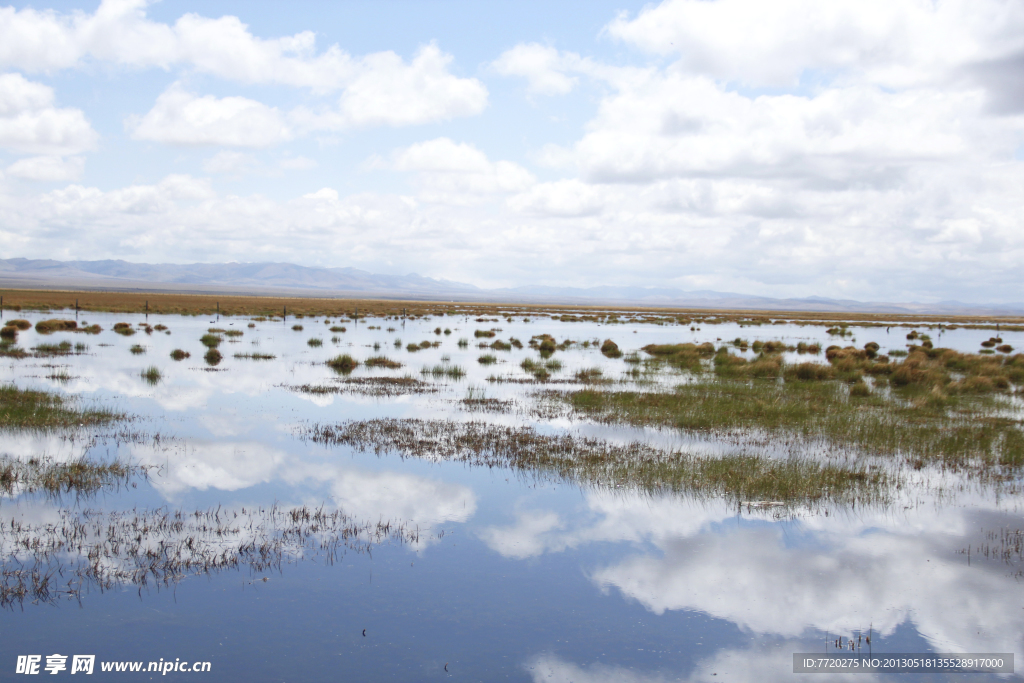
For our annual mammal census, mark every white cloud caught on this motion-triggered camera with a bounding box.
[391,137,493,173]
[492,44,579,95]
[336,44,486,127]
[0,2,487,130]
[605,0,1024,91]
[381,137,534,203]
[563,76,995,183]
[491,43,640,96]
[6,154,84,181]
[292,44,488,130]
[129,83,292,147]
[0,72,96,155]
[0,0,352,87]
[508,179,606,217]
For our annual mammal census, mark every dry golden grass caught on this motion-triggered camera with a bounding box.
[1,287,1022,328]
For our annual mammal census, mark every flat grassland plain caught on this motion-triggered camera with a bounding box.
[2,288,1023,681]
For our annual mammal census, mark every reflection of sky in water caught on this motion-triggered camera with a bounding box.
[1,311,1022,681]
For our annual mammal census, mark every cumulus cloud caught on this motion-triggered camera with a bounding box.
[379,137,534,203]
[474,0,1024,300]
[605,0,1024,90]
[553,75,997,184]
[492,44,580,95]
[129,83,292,147]
[507,179,606,216]
[0,72,96,154]
[0,1,487,131]
[491,43,639,95]
[0,0,354,88]
[291,44,488,130]
[6,154,84,181]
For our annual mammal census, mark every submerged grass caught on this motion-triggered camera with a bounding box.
[0,504,418,609]
[285,377,436,397]
[0,455,140,497]
[303,419,888,506]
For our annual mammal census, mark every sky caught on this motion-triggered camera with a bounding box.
[0,0,1023,303]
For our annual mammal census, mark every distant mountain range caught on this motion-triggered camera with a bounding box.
[1,257,1021,316]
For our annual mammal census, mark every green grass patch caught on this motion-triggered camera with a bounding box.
[0,384,121,429]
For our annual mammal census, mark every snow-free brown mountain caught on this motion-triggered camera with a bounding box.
[1,258,1020,315]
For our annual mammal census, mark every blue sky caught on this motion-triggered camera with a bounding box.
[1,0,1023,302]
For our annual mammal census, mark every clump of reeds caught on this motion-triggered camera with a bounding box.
[308,338,323,347]
[329,326,346,333]
[327,354,358,373]
[4,319,31,331]
[46,367,73,383]
[34,319,77,334]
[233,352,275,360]
[292,324,304,331]
[200,333,222,348]
[34,341,76,358]
[474,329,496,338]
[170,349,190,360]
[204,348,222,366]
[574,368,605,383]
[478,354,497,365]
[785,362,835,382]
[129,344,146,355]
[600,339,622,358]
[364,356,402,369]
[421,364,466,379]
[154,324,168,331]
[849,380,871,397]
[113,322,135,336]
[521,358,550,381]
[0,326,16,341]
[141,366,162,384]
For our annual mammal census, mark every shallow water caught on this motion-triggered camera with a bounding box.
[1,311,1022,681]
